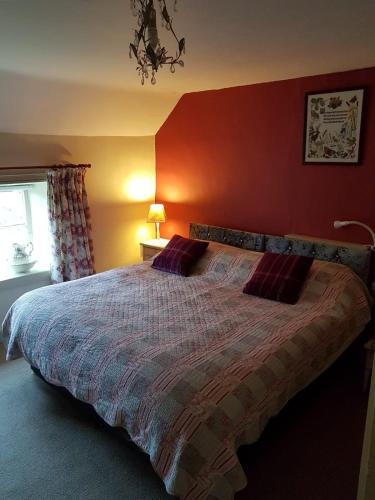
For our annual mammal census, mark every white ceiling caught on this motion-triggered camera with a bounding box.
[0,0,374,135]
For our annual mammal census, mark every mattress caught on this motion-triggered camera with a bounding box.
[2,242,372,499]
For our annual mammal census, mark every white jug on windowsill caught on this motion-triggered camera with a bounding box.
[10,242,36,273]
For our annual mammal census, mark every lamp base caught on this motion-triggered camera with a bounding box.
[155,222,160,240]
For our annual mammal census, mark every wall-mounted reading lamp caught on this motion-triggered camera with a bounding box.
[333,220,375,249]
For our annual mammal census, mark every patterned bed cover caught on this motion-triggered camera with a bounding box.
[2,242,372,499]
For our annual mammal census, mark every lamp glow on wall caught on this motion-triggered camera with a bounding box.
[333,220,375,249]
[147,203,166,239]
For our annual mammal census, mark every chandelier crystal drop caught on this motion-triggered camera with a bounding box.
[129,0,185,85]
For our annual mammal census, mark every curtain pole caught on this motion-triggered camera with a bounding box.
[0,164,91,170]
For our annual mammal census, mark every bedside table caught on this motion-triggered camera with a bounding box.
[140,238,169,261]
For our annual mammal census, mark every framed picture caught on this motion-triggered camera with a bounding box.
[303,88,365,165]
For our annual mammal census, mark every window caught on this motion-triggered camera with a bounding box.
[0,182,50,277]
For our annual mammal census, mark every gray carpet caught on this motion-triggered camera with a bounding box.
[0,347,368,500]
[0,342,6,363]
[0,359,171,500]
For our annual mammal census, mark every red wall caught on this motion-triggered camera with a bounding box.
[156,67,375,245]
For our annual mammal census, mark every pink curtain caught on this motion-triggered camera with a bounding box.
[47,167,95,283]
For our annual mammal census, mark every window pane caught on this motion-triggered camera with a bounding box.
[0,225,29,266]
[0,190,26,227]
[0,190,29,272]
[0,182,50,277]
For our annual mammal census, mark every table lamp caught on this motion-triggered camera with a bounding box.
[147,203,166,239]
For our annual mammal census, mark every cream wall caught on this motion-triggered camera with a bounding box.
[0,70,181,137]
[0,132,156,272]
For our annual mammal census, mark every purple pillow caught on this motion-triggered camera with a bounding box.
[152,234,209,276]
[243,252,313,304]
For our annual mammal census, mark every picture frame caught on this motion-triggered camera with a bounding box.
[303,88,365,165]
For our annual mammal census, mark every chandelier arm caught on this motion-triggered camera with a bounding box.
[167,24,180,45]
[158,0,180,44]
[129,0,185,84]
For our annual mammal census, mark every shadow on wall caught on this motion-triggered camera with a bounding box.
[156,200,272,240]
[90,200,154,270]
[0,69,182,136]
[0,132,72,166]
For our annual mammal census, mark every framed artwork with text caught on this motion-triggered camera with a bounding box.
[303,88,365,165]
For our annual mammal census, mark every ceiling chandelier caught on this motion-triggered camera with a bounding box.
[129,0,185,85]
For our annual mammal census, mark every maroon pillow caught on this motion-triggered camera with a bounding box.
[152,234,209,276]
[243,252,314,304]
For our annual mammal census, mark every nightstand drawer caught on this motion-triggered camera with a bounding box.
[142,247,160,261]
[140,238,169,260]
[140,239,169,262]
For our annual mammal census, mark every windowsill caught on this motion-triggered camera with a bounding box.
[0,263,50,286]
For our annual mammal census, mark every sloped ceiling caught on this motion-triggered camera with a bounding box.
[0,0,374,136]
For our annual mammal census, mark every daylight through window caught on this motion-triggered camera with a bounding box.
[0,182,50,277]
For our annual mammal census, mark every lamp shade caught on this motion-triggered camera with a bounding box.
[147,203,166,223]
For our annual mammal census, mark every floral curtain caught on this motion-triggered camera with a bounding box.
[47,166,95,283]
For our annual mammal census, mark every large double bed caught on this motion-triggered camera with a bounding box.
[2,224,373,499]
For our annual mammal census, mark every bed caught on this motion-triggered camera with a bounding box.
[2,224,373,499]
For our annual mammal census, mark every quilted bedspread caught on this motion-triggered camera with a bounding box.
[2,243,372,499]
